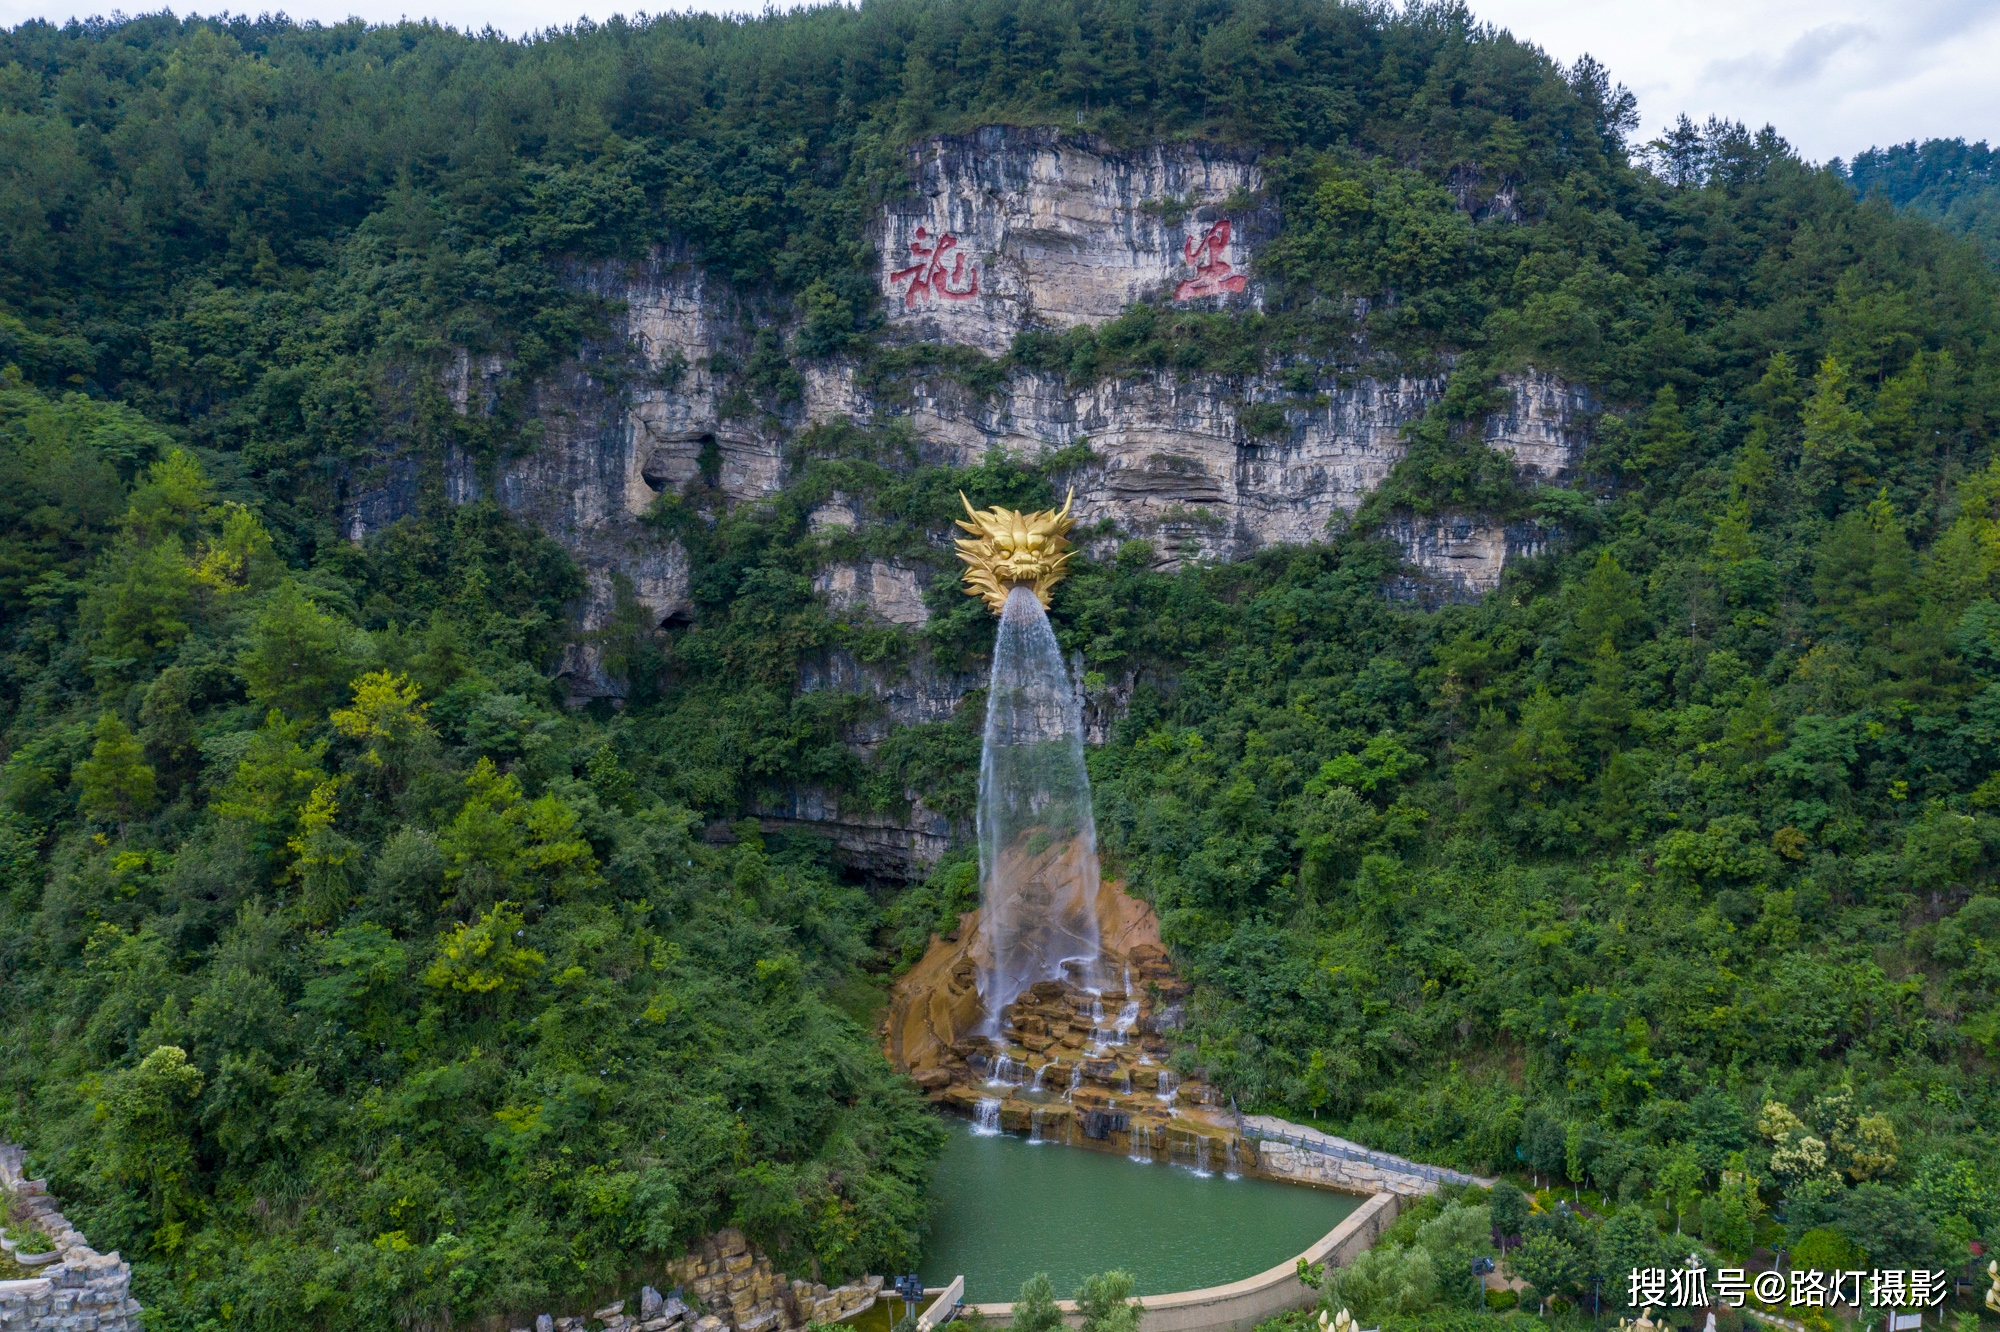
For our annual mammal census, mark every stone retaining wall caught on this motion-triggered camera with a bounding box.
[968,1190,1405,1332]
[1250,1142,1440,1198]
[0,1143,144,1332]
[1238,1116,1497,1198]
[508,1228,883,1332]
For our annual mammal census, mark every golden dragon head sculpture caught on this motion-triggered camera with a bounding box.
[955,489,1077,614]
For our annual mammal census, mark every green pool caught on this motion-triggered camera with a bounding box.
[915,1119,1361,1305]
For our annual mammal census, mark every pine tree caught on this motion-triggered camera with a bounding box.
[77,713,157,826]
[241,581,369,719]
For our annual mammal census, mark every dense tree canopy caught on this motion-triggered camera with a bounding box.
[0,2,1996,1330]
[1847,136,2000,264]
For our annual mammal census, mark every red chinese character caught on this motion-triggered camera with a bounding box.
[1174,218,1248,301]
[892,226,980,307]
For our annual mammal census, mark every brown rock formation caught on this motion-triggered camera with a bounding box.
[885,878,1245,1172]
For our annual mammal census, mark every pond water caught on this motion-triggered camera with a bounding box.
[915,1120,1361,1305]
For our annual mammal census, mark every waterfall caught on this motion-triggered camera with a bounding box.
[989,1055,1029,1088]
[1032,1062,1050,1092]
[1029,1108,1046,1143]
[978,587,1102,1030]
[1066,1065,1082,1098]
[1156,1070,1180,1105]
[1129,1122,1153,1163]
[1192,1134,1213,1177]
[1223,1137,1241,1178]
[1088,997,1115,1047]
[972,1098,1003,1136]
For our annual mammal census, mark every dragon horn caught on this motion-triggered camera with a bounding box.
[1057,487,1073,523]
[960,491,981,520]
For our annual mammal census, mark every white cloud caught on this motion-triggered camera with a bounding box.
[1703,22,1874,89]
[1464,0,2000,162]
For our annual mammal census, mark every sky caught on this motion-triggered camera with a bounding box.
[1,0,1994,164]
[1466,0,2000,165]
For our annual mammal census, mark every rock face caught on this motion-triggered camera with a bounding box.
[881,127,1270,354]
[797,647,984,748]
[813,560,932,627]
[753,785,953,881]
[1484,369,1596,482]
[807,363,1445,565]
[339,124,1599,874]
[1386,513,1553,603]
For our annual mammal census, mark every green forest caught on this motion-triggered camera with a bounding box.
[1846,137,2000,265]
[0,0,1994,1328]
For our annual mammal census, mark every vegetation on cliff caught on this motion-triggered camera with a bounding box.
[0,1,1996,1329]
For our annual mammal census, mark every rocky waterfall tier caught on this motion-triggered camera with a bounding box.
[885,878,1254,1173]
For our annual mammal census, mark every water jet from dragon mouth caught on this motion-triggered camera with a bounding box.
[977,584,1102,1030]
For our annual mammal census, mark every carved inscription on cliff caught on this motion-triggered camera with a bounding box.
[878,128,1265,353]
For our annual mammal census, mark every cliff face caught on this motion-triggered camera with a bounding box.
[342,126,1599,874]
[880,126,1270,354]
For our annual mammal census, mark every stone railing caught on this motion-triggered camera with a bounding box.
[0,1142,144,1332]
[510,1228,884,1332]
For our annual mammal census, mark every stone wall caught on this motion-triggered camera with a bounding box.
[1238,1116,1495,1198]
[508,1227,883,1332]
[0,1143,144,1332]
[1251,1140,1442,1198]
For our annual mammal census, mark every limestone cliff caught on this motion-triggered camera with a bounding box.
[340,125,1600,874]
[880,126,1270,354]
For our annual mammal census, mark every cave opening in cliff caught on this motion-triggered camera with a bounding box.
[639,432,720,495]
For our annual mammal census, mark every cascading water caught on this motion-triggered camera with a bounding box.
[1087,997,1113,1046]
[1156,1070,1181,1105]
[973,1098,1003,1136]
[1193,1135,1213,1177]
[978,585,1102,1030]
[988,1055,1029,1088]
